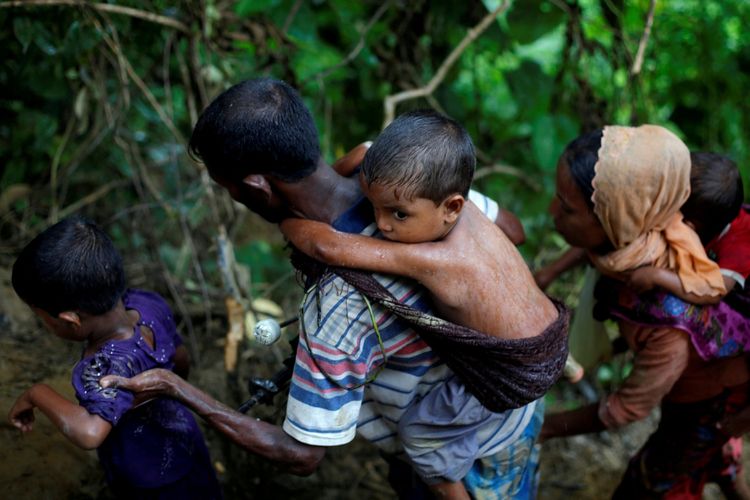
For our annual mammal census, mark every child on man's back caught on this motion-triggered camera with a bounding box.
[627,152,747,301]
[8,216,221,499]
[282,110,563,499]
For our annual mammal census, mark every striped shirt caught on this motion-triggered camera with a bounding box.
[282,191,536,456]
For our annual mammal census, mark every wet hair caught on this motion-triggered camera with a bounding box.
[682,152,744,243]
[360,110,475,204]
[561,129,603,208]
[11,216,126,316]
[188,77,320,183]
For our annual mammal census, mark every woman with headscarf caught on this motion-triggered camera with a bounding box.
[541,125,750,499]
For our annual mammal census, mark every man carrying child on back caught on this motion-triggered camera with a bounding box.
[102,77,560,499]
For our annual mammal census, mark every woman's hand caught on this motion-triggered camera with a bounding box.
[9,388,36,433]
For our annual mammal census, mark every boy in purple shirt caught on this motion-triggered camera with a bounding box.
[9,216,221,499]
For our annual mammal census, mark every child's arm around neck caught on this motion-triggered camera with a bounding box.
[9,383,111,449]
[280,218,448,283]
[627,266,733,305]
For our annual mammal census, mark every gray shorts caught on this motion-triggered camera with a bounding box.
[398,375,503,483]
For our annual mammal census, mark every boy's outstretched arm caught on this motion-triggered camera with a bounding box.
[280,218,441,281]
[627,266,725,305]
[100,369,325,476]
[8,384,111,449]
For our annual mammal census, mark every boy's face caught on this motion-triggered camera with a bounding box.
[361,175,458,243]
[31,307,85,342]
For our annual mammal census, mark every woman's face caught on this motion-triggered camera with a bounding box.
[549,157,610,251]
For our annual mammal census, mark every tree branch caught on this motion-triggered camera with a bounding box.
[382,0,509,127]
[306,1,391,84]
[630,0,656,76]
[474,163,541,191]
[0,0,190,33]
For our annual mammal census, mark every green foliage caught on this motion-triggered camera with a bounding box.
[1,0,749,314]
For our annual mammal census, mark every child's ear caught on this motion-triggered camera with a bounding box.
[58,311,81,328]
[442,194,465,224]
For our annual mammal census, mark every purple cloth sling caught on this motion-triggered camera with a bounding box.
[594,276,750,360]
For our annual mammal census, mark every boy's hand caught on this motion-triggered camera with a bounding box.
[9,389,36,433]
[627,266,658,293]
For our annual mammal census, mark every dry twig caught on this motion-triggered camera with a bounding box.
[382,1,509,127]
[630,0,657,76]
[0,0,190,33]
[306,1,391,83]
[474,163,541,191]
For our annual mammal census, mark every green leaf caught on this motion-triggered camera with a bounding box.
[505,59,552,122]
[505,0,565,45]
[531,114,579,171]
[13,17,33,52]
[235,0,280,17]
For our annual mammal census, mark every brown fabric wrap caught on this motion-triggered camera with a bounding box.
[329,266,570,413]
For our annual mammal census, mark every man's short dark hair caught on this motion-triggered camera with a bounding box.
[682,152,744,242]
[189,78,321,183]
[360,110,476,204]
[12,215,126,316]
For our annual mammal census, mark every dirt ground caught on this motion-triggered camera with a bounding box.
[0,271,741,499]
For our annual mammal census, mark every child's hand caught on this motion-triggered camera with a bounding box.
[626,267,658,293]
[9,390,36,433]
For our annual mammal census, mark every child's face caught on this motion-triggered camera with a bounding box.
[31,307,85,342]
[361,176,458,243]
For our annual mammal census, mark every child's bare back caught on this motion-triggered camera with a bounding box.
[281,201,558,342]
[418,201,558,340]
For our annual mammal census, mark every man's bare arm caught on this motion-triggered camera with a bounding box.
[280,218,443,282]
[101,369,325,475]
[495,207,525,246]
[534,247,587,291]
[331,142,371,177]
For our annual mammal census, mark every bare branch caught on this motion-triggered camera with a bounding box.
[282,0,303,34]
[87,13,185,143]
[630,0,657,76]
[0,0,190,33]
[56,179,129,219]
[474,163,541,191]
[306,1,391,83]
[383,1,509,127]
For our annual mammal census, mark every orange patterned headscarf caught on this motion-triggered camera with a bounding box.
[588,125,725,297]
